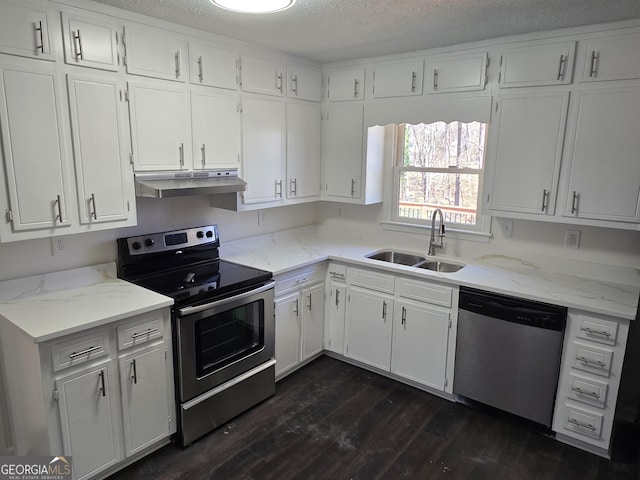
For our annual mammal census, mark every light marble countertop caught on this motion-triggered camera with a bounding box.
[0,263,173,343]
[221,225,640,321]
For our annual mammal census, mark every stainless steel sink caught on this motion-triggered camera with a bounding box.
[366,250,426,266]
[415,260,465,273]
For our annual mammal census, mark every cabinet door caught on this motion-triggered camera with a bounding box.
[488,91,569,215]
[241,96,284,203]
[128,80,191,171]
[119,345,169,456]
[287,64,321,102]
[67,74,132,224]
[322,103,363,199]
[191,89,241,170]
[579,32,640,82]
[124,26,186,82]
[500,41,575,88]
[56,362,120,480]
[327,283,346,355]
[189,42,237,90]
[372,60,423,98]
[275,292,301,377]
[327,68,365,101]
[241,55,284,96]
[286,102,321,199]
[563,86,640,222]
[345,287,393,371]
[0,1,54,61]
[62,13,119,71]
[0,66,71,231]
[427,52,487,93]
[301,284,325,360]
[391,301,450,390]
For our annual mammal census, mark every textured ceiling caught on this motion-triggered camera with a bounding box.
[92,0,640,63]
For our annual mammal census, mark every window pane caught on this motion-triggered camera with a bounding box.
[398,171,479,225]
[402,122,486,169]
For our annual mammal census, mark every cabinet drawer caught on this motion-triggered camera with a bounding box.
[275,264,325,296]
[568,373,608,408]
[575,315,619,346]
[328,263,346,282]
[348,268,394,294]
[117,313,164,350]
[563,404,603,439]
[51,330,109,371]
[396,277,452,308]
[572,342,613,377]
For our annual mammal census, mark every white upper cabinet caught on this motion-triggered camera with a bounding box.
[499,41,576,88]
[241,55,284,96]
[326,68,365,101]
[372,59,423,98]
[190,89,241,170]
[61,12,120,71]
[67,73,133,225]
[563,86,640,223]
[0,1,54,61]
[579,32,640,82]
[286,64,321,102]
[123,26,187,82]
[426,51,487,93]
[241,96,285,204]
[0,66,71,232]
[286,102,321,200]
[487,91,570,215]
[128,79,191,171]
[188,41,237,90]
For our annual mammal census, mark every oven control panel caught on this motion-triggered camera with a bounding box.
[126,225,219,255]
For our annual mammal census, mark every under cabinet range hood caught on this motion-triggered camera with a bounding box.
[135,170,246,199]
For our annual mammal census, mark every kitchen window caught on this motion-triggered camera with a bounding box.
[391,121,489,234]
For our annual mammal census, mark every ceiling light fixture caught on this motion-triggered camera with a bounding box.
[210,0,295,14]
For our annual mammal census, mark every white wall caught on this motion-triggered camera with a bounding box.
[0,198,319,282]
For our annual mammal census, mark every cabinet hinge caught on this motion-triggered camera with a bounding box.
[117,52,120,67]
[499,55,503,67]
[165,348,168,360]
[236,58,242,87]
[5,209,13,223]
[168,416,172,432]
[495,101,499,113]
[115,31,119,45]
[237,102,242,113]
[444,378,448,388]
[127,200,130,212]
[121,29,126,45]
[327,76,330,99]
[486,193,490,204]
[122,55,127,66]
[486,53,490,68]
[448,318,452,328]
[498,71,502,83]
[346,345,349,354]
[53,389,59,401]
[129,153,134,165]
[124,90,129,102]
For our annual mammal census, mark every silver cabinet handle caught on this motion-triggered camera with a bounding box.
[35,21,45,53]
[293,298,299,316]
[401,306,407,326]
[568,418,596,431]
[73,30,83,59]
[557,54,566,80]
[98,371,106,397]
[580,327,611,337]
[335,289,340,306]
[571,191,579,214]
[197,55,203,82]
[589,51,598,77]
[201,144,206,167]
[175,51,181,78]
[411,71,417,92]
[90,193,97,220]
[330,272,345,280]
[179,143,184,166]
[382,301,387,320]
[307,293,312,310]
[69,345,101,359]
[132,328,159,339]
[291,178,297,196]
[276,72,283,92]
[571,386,600,399]
[276,180,282,197]
[433,68,438,90]
[577,356,606,367]
[350,179,355,196]
[353,78,359,98]
[292,75,297,94]
[131,359,137,384]
[55,194,63,223]
[541,189,549,212]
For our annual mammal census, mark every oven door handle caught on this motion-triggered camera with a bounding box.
[178,279,276,316]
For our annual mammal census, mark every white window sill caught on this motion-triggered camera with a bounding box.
[380,220,492,243]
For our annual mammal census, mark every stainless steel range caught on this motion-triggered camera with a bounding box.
[117,225,275,446]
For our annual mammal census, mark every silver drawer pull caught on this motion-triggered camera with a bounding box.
[571,386,600,399]
[69,345,101,359]
[580,327,610,337]
[568,418,596,431]
[577,356,605,367]
[330,272,345,280]
[131,328,159,339]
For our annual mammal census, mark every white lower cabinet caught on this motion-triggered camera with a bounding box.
[326,264,347,355]
[275,291,301,377]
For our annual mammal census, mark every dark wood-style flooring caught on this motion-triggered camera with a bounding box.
[110,356,639,480]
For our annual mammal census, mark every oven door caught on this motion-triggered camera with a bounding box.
[176,280,275,402]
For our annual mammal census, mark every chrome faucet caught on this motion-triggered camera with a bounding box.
[428,208,446,256]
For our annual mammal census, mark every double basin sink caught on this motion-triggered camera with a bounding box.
[366,250,465,273]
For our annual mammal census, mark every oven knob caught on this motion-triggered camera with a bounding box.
[196,231,204,239]
[131,241,141,251]
[206,230,213,238]
[144,238,155,248]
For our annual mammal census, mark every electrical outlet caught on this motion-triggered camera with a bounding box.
[565,230,581,249]
[51,237,65,256]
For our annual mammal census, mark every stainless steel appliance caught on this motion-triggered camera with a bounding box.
[117,225,275,446]
[454,287,567,428]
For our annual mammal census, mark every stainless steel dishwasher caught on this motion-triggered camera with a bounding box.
[454,287,567,428]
